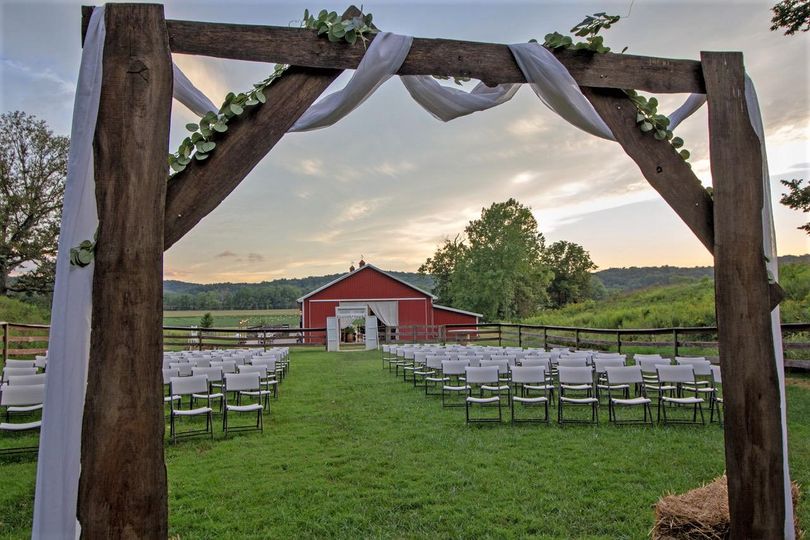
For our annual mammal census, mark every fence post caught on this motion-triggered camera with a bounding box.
[575,329,580,349]
[673,329,679,358]
[198,329,203,351]
[263,329,268,351]
[616,331,622,353]
[543,327,548,350]
[2,323,8,364]
[518,325,523,348]
[498,324,503,347]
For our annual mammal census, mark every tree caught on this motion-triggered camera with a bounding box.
[0,111,69,296]
[418,235,466,305]
[771,0,810,34]
[199,312,214,328]
[450,199,551,320]
[780,178,810,234]
[542,240,598,307]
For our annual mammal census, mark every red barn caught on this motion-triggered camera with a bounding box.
[298,264,480,341]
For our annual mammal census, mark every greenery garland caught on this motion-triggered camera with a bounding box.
[542,13,691,164]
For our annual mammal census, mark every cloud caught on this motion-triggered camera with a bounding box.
[512,171,538,185]
[214,250,237,258]
[2,58,75,95]
[247,253,264,263]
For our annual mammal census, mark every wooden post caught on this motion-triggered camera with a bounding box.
[2,322,8,364]
[543,327,548,350]
[575,329,580,349]
[702,51,787,539]
[78,4,172,537]
[616,331,621,354]
[518,326,523,348]
[673,329,679,358]
[498,324,503,347]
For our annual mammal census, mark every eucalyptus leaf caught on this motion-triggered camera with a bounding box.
[230,103,244,115]
[200,141,216,153]
[255,91,267,104]
[672,137,684,148]
[679,149,691,160]
[640,121,653,132]
[185,123,199,132]
[195,152,209,161]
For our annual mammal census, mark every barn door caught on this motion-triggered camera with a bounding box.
[326,316,339,352]
[365,316,378,350]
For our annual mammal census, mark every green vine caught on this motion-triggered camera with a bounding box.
[302,8,377,46]
[542,13,691,163]
[169,8,377,178]
[70,229,97,268]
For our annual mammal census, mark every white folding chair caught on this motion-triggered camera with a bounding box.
[1,367,37,383]
[509,366,549,423]
[558,366,598,425]
[191,367,225,411]
[656,365,705,425]
[169,375,214,442]
[0,384,45,455]
[223,373,263,435]
[441,360,470,408]
[464,367,503,424]
[710,365,723,424]
[5,373,47,387]
[605,366,652,425]
[4,360,35,369]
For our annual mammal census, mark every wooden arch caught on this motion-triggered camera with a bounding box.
[78,4,788,538]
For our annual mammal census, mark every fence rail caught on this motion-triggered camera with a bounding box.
[2,320,808,368]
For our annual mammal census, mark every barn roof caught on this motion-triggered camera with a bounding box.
[296,263,437,302]
[433,304,483,318]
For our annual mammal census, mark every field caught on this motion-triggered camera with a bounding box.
[163,309,299,328]
[2,349,808,538]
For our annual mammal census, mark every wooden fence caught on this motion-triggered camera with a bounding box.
[2,321,808,368]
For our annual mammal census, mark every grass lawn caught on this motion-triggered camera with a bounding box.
[163,308,299,328]
[2,349,808,538]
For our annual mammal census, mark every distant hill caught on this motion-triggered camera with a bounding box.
[593,254,809,293]
[163,270,434,311]
[163,256,808,311]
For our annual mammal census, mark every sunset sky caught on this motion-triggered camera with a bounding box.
[2,0,808,283]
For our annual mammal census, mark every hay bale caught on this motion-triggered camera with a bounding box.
[652,475,802,539]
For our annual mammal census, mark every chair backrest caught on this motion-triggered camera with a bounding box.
[162,368,179,385]
[711,365,722,384]
[558,366,594,385]
[557,357,589,368]
[168,363,193,377]
[605,366,644,386]
[465,366,499,385]
[675,356,708,365]
[2,367,37,381]
[0,384,45,406]
[238,365,268,377]
[636,357,669,373]
[251,358,276,370]
[689,361,713,376]
[170,375,209,396]
[656,365,696,384]
[521,357,551,370]
[5,359,35,369]
[480,359,508,374]
[190,358,211,368]
[224,372,261,392]
[6,373,47,386]
[594,357,626,373]
[34,356,48,369]
[192,366,223,383]
[442,360,469,376]
[211,360,237,373]
[425,355,446,370]
[510,365,546,384]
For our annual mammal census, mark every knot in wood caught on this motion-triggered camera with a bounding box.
[656,166,663,173]
[127,58,149,82]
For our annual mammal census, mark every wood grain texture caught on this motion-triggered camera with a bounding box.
[702,51,787,540]
[163,19,703,93]
[583,87,715,253]
[78,4,172,538]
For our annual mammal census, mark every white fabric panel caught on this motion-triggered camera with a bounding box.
[401,76,520,122]
[326,317,339,352]
[32,7,105,539]
[667,92,707,131]
[744,75,795,539]
[290,32,413,132]
[507,43,615,140]
[365,301,399,328]
[172,63,217,117]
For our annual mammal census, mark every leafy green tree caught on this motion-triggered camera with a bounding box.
[450,199,551,320]
[542,240,598,307]
[418,235,466,305]
[0,111,69,296]
[780,178,810,234]
[771,0,810,35]
[199,312,214,328]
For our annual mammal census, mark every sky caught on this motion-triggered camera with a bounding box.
[1,0,808,283]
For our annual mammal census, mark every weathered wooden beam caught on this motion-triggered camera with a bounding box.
[78,4,172,537]
[582,87,715,252]
[702,51,787,539]
[163,19,703,93]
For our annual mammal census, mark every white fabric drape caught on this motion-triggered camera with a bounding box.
[289,32,413,132]
[365,301,399,327]
[401,76,520,122]
[744,75,794,539]
[32,7,105,539]
[172,64,217,117]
